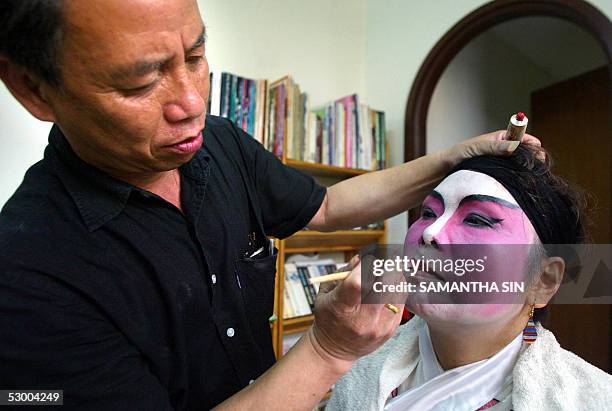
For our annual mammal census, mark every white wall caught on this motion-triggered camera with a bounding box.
[0,87,52,206]
[426,29,553,154]
[362,0,612,243]
[427,16,606,155]
[489,17,608,85]
[199,0,366,107]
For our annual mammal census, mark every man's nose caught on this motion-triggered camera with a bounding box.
[163,69,205,123]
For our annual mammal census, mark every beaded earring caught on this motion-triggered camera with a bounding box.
[522,305,537,344]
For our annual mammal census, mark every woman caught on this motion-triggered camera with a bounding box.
[327,145,612,411]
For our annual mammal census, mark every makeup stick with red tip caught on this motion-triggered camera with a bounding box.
[506,111,528,141]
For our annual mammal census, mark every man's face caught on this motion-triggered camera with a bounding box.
[46,0,209,176]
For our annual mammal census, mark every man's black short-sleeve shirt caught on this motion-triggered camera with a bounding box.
[0,115,326,410]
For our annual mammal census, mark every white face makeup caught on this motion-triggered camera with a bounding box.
[422,170,521,244]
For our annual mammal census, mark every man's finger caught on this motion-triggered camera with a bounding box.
[520,134,546,161]
[521,133,541,147]
[371,302,404,338]
[347,254,360,270]
[333,263,362,307]
[318,280,340,294]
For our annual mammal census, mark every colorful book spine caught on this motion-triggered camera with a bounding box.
[248,80,256,135]
[214,72,386,171]
[274,83,286,157]
[297,266,316,309]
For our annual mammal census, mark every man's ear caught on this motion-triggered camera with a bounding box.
[532,256,565,308]
[0,57,57,122]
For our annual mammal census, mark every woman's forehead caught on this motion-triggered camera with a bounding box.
[433,170,519,207]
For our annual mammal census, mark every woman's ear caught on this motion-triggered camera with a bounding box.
[531,256,565,308]
[0,58,57,122]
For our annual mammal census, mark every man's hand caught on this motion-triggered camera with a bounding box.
[439,131,543,168]
[306,257,403,372]
[214,256,403,411]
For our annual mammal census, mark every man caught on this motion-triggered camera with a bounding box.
[0,0,534,409]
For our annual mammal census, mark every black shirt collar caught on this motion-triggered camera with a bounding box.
[48,124,210,232]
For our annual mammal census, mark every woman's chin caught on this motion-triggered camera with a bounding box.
[408,303,521,325]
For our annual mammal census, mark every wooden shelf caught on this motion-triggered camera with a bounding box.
[284,159,372,178]
[283,314,314,334]
[273,149,388,361]
[285,229,385,251]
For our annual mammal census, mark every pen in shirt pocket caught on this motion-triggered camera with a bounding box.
[246,239,273,258]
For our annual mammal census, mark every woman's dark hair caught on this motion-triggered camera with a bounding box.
[0,1,64,86]
[451,144,591,324]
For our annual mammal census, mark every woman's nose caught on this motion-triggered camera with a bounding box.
[422,220,449,247]
[422,230,440,248]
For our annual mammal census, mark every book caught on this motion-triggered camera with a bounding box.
[306,97,386,170]
[209,71,268,144]
[266,76,308,159]
[283,259,341,319]
[283,284,295,319]
[211,72,386,169]
[296,266,315,309]
[284,263,311,317]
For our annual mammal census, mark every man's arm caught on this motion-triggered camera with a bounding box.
[308,131,538,231]
[215,260,402,411]
[213,329,348,411]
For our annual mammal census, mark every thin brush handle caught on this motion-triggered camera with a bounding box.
[308,271,350,284]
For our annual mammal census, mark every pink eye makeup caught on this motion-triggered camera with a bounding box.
[456,197,516,229]
[462,212,503,229]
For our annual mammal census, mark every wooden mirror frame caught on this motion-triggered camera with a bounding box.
[404,0,612,225]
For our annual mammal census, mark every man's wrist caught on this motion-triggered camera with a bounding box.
[304,328,354,377]
[433,147,457,172]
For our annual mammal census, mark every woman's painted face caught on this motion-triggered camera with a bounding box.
[406,170,536,246]
[404,170,539,324]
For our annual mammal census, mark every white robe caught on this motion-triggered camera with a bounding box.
[326,317,612,411]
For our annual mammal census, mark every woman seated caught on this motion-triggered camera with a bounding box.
[327,145,612,411]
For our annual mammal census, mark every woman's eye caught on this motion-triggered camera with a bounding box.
[464,213,501,228]
[421,207,437,219]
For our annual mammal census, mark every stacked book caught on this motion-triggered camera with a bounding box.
[305,95,387,170]
[208,72,268,143]
[209,72,387,171]
[266,76,307,158]
[283,259,343,319]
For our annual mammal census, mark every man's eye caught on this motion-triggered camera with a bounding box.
[464,213,502,228]
[124,81,157,95]
[187,55,204,64]
[421,207,437,219]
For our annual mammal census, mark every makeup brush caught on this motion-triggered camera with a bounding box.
[308,271,350,284]
[309,270,401,314]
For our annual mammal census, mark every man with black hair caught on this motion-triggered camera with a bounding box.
[0,0,535,409]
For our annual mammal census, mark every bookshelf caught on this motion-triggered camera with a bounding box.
[271,161,388,359]
[284,159,370,178]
